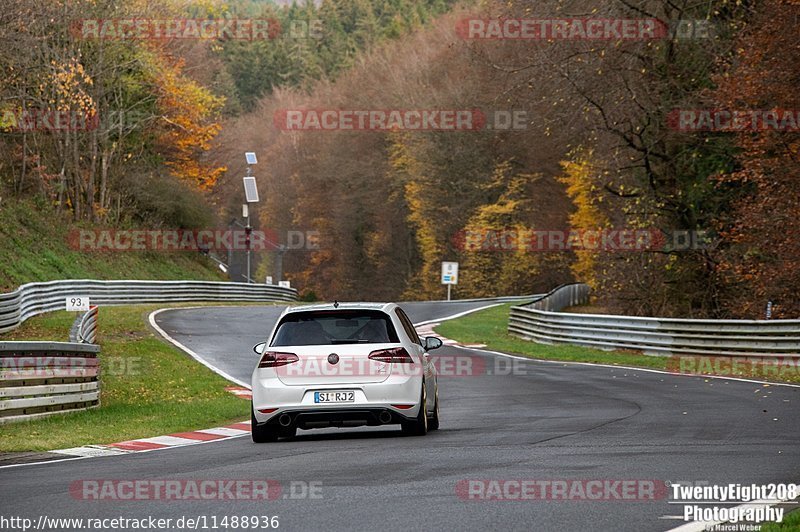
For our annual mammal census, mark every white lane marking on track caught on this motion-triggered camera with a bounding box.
[0,456,88,469]
[149,308,251,389]
[413,303,504,327]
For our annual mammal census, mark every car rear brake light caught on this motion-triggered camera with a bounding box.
[368,347,414,364]
[258,351,299,368]
[391,404,414,409]
[258,408,278,414]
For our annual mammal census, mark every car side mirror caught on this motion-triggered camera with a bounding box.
[253,342,267,355]
[424,337,443,351]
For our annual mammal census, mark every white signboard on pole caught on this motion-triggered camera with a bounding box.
[441,262,459,285]
[278,280,291,288]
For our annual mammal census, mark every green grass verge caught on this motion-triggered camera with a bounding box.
[435,303,800,384]
[0,304,250,452]
[0,200,225,292]
[762,509,800,531]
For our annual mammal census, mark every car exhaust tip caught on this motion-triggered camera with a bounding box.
[378,411,392,424]
[278,413,292,427]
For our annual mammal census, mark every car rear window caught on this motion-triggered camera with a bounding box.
[270,310,399,346]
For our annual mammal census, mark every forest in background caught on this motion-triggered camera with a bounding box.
[1,0,452,226]
[2,0,798,318]
[214,0,800,318]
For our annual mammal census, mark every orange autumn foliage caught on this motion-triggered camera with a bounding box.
[713,0,800,317]
[152,55,226,190]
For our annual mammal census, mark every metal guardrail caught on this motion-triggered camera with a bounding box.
[71,306,99,344]
[509,284,800,357]
[0,279,296,422]
[0,342,101,424]
[0,279,298,336]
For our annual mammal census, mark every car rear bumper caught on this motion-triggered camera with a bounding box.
[251,374,423,426]
[254,407,417,430]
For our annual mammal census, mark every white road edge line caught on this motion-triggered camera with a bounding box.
[413,303,504,327]
[149,308,251,389]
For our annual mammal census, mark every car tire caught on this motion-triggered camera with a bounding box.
[251,407,279,443]
[401,384,428,436]
[428,386,439,431]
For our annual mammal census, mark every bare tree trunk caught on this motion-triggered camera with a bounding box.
[100,147,109,214]
[70,129,82,220]
[87,123,97,221]
[17,102,27,195]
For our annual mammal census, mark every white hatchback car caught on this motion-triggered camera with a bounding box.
[250,302,442,442]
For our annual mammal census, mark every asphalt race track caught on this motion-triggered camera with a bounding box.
[1,300,798,531]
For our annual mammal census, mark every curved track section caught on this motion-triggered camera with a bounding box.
[0,301,797,531]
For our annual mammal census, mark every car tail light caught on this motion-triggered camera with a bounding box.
[258,408,278,414]
[391,404,414,409]
[368,347,414,364]
[258,351,299,368]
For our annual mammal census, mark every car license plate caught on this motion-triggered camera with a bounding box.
[314,391,355,403]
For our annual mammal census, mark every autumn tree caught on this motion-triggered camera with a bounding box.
[148,53,227,190]
[712,0,800,318]
[557,149,609,291]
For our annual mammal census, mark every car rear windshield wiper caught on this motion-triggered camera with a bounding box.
[330,339,370,344]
